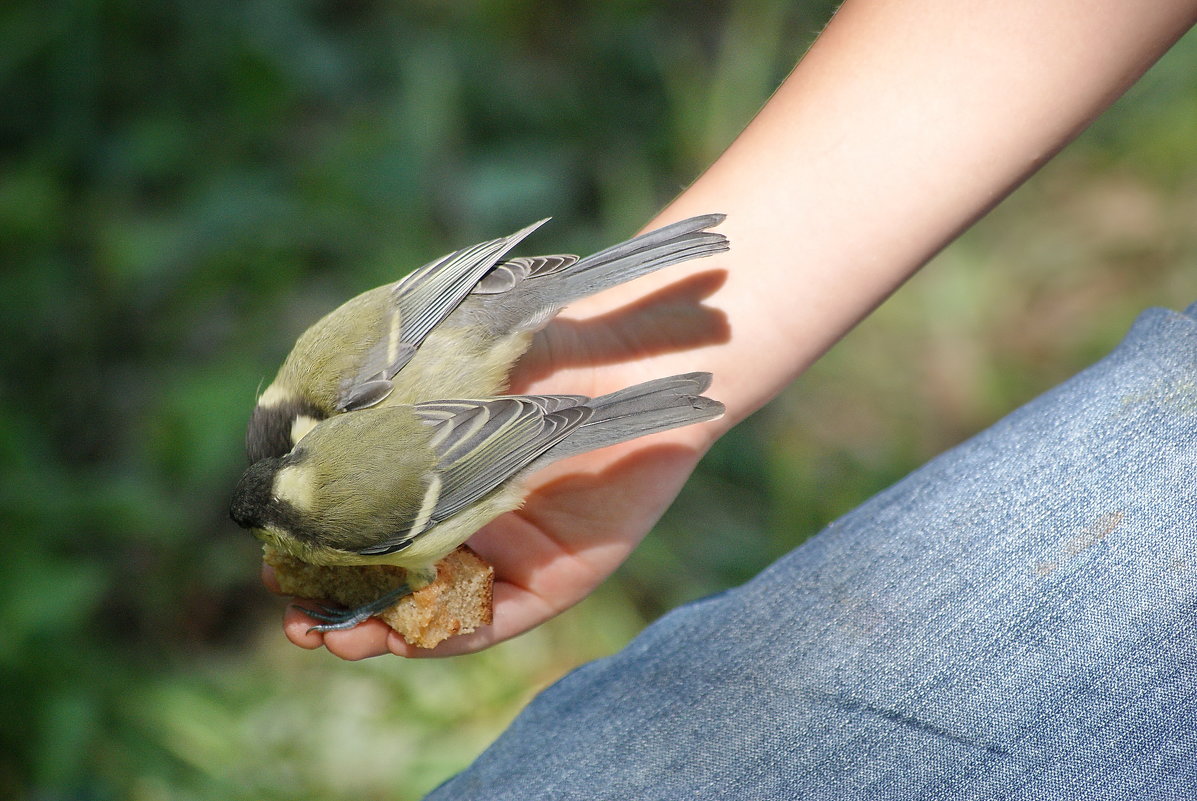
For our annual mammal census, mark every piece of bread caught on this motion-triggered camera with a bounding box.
[263,545,494,649]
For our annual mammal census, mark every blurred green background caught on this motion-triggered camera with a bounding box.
[2,1,1194,798]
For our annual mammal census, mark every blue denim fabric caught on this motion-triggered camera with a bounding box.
[429,304,1197,800]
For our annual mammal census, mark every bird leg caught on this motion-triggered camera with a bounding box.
[296,582,413,632]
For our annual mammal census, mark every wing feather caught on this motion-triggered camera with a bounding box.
[335,219,548,410]
[472,254,579,294]
[415,396,592,520]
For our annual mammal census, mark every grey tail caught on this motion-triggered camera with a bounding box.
[549,214,728,305]
[532,372,724,469]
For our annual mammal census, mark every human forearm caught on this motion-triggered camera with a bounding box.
[579,0,1197,435]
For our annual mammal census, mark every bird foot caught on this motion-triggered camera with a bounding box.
[296,583,413,632]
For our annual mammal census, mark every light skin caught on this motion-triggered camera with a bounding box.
[269,0,1197,660]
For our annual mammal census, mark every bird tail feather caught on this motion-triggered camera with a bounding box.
[550,214,728,304]
[533,372,724,468]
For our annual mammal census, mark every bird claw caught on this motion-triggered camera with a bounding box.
[294,602,364,626]
[297,604,375,632]
[294,583,413,633]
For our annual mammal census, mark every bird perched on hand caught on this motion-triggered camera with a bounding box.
[245,215,728,463]
[230,372,724,630]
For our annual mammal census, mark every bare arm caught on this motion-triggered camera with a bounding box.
[290,0,1197,659]
[610,0,1197,426]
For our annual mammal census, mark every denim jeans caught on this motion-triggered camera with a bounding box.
[428,304,1197,800]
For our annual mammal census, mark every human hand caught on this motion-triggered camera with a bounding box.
[267,265,734,659]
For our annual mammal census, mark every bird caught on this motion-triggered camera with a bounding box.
[230,372,724,630]
[245,214,728,464]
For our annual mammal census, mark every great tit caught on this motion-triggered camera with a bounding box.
[230,372,724,630]
[246,215,728,463]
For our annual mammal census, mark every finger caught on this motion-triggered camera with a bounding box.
[323,618,393,661]
[284,602,410,659]
[283,603,326,650]
[260,562,283,594]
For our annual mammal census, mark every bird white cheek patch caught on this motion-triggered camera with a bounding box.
[290,415,320,448]
[257,382,293,408]
[275,465,317,511]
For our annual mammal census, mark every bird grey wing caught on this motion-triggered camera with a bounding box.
[415,396,593,520]
[334,219,550,412]
[472,254,578,294]
[352,395,591,557]
[416,394,588,425]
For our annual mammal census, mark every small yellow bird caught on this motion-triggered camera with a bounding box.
[246,215,727,463]
[230,373,723,630]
